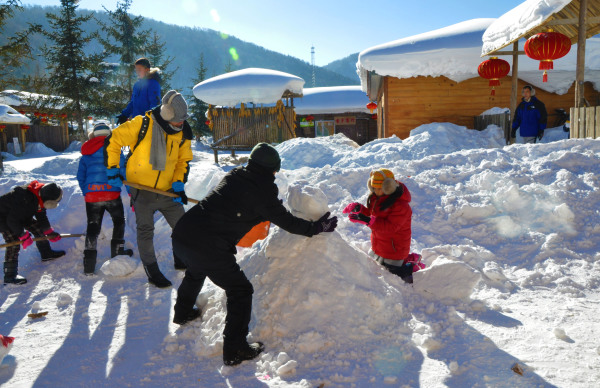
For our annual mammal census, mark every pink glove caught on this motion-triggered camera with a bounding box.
[43,228,61,242]
[342,202,366,214]
[19,232,33,249]
[348,213,376,227]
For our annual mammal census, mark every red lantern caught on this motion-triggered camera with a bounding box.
[34,112,40,117]
[371,114,378,120]
[87,116,93,121]
[60,113,68,119]
[41,113,48,117]
[21,125,30,131]
[524,30,571,82]
[478,57,510,96]
[205,120,210,126]
[366,102,377,113]
[0,125,6,131]
[306,115,315,121]
[18,110,25,115]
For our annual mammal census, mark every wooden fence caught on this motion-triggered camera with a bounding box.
[473,112,511,143]
[1,123,69,153]
[570,106,600,139]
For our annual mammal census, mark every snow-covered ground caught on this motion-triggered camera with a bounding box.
[0,123,598,387]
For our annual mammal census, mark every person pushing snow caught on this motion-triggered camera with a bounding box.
[77,122,133,275]
[0,181,65,284]
[171,143,338,366]
[344,169,423,283]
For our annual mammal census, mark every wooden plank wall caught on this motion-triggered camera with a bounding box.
[26,124,69,152]
[383,75,600,139]
[212,107,296,148]
[570,106,600,139]
[473,112,511,142]
[295,113,378,145]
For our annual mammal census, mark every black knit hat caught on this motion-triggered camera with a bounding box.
[40,183,63,201]
[249,143,281,172]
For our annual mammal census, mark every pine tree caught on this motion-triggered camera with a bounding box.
[97,0,149,107]
[188,53,210,137]
[0,0,41,90]
[224,59,234,73]
[42,0,103,138]
[146,30,177,91]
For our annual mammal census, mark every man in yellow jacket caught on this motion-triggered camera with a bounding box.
[105,90,194,287]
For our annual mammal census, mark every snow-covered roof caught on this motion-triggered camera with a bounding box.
[0,90,70,109]
[193,68,304,107]
[356,17,600,95]
[0,104,30,125]
[294,86,371,115]
[482,0,571,55]
[357,19,496,88]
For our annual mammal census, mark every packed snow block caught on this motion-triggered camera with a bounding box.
[287,182,329,221]
[56,292,73,308]
[100,255,139,278]
[413,257,481,301]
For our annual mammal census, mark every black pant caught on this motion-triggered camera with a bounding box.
[85,197,126,250]
[173,238,254,347]
[2,221,49,264]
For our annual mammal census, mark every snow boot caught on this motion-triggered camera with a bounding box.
[143,262,172,288]
[37,240,65,262]
[111,239,133,258]
[83,250,97,276]
[173,307,201,325]
[223,342,265,366]
[173,254,187,270]
[3,262,27,285]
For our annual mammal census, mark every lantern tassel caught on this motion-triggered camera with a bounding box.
[491,88,496,96]
[539,60,554,70]
[543,71,548,83]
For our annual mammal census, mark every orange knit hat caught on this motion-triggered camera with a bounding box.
[368,169,398,195]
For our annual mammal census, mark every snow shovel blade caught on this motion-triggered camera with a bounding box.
[0,233,85,249]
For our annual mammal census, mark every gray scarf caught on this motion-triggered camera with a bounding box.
[149,114,167,171]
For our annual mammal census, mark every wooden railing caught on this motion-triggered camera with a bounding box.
[570,106,600,139]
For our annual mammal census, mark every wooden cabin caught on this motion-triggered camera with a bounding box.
[193,68,305,163]
[358,19,600,139]
[294,86,377,145]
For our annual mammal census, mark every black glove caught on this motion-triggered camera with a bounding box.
[313,212,338,235]
[116,114,128,125]
[537,130,544,140]
[349,213,372,226]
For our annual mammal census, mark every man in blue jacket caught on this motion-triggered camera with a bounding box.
[511,85,548,144]
[77,122,133,275]
[116,58,161,125]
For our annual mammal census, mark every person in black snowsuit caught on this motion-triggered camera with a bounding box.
[171,142,338,366]
[0,181,65,284]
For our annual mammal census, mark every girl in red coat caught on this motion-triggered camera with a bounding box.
[344,169,423,283]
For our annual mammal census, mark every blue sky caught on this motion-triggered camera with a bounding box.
[23,0,525,66]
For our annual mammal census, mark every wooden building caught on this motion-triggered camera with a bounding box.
[294,86,377,145]
[357,17,600,140]
[193,68,304,163]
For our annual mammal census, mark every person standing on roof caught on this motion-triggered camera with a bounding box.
[511,85,547,144]
[116,58,162,125]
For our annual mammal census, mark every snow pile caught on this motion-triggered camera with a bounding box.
[100,256,139,278]
[294,86,371,115]
[6,142,58,158]
[482,0,572,55]
[0,104,30,125]
[357,19,496,86]
[279,124,505,170]
[193,68,305,107]
[64,141,82,153]
[0,90,70,109]
[480,107,509,116]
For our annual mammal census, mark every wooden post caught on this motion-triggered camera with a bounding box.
[509,41,519,144]
[574,0,588,108]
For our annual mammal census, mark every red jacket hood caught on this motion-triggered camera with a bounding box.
[398,182,411,203]
[81,136,106,155]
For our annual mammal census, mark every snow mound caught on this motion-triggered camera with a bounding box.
[193,68,305,107]
[414,257,481,301]
[277,133,359,169]
[64,141,82,153]
[100,255,139,278]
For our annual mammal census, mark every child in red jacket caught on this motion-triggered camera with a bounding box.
[344,169,423,283]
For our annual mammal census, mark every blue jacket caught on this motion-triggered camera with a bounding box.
[512,96,548,137]
[121,68,161,119]
[77,136,126,197]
